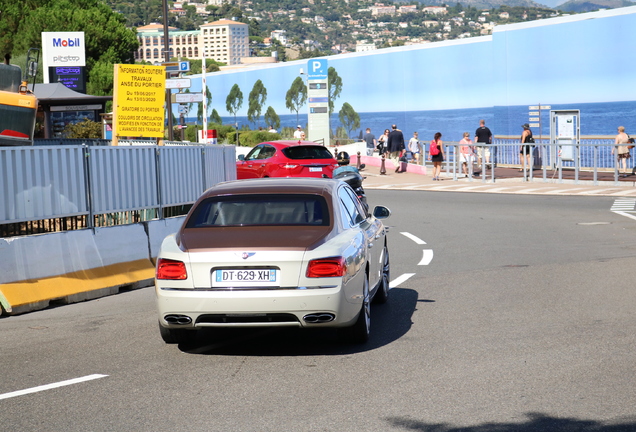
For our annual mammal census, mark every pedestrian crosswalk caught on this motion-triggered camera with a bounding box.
[611,199,636,211]
[363,179,636,197]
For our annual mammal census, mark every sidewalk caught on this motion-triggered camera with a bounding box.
[354,156,636,197]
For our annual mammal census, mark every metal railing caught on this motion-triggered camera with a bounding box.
[418,139,633,185]
[0,144,236,237]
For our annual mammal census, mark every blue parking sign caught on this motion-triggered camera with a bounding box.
[179,61,190,72]
[307,59,328,80]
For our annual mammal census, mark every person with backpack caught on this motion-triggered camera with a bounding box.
[428,132,445,181]
[520,123,534,173]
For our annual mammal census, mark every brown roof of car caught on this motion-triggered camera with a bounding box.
[178,178,342,251]
[198,177,339,200]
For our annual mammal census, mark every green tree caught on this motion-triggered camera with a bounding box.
[328,67,343,116]
[285,77,307,125]
[338,102,360,138]
[210,109,222,125]
[0,1,24,63]
[247,79,267,127]
[263,106,280,130]
[226,83,244,125]
[7,0,138,94]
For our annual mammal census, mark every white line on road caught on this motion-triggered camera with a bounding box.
[400,232,427,244]
[0,374,108,401]
[612,211,636,222]
[389,273,415,288]
[418,249,434,266]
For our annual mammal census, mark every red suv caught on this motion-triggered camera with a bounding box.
[236,141,338,179]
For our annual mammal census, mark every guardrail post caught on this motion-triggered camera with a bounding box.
[83,145,94,229]
[156,147,163,219]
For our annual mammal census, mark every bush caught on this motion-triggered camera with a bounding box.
[233,130,281,147]
[63,119,102,139]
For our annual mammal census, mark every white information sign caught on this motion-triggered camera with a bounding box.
[42,31,86,83]
[166,78,191,89]
[557,115,575,139]
[172,93,203,103]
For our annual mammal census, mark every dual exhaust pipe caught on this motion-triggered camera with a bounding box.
[303,313,335,324]
[164,314,192,325]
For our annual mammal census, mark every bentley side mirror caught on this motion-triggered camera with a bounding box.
[373,205,391,219]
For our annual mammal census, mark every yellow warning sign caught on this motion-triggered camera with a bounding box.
[113,64,165,138]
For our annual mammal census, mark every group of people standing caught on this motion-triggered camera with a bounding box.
[363,120,495,179]
[360,123,636,179]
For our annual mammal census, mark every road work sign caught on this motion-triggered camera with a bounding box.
[113,64,165,138]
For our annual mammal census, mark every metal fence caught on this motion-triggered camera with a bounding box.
[415,138,632,184]
[0,144,236,235]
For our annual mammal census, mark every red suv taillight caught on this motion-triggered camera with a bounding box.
[279,163,299,169]
[156,258,187,280]
[306,257,347,278]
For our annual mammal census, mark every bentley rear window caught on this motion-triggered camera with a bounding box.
[187,194,330,227]
[282,146,334,160]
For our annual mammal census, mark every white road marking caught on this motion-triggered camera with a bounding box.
[0,374,108,401]
[487,187,512,193]
[611,199,636,211]
[612,211,636,222]
[418,249,434,266]
[389,273,415,288]
[400,232,427,244]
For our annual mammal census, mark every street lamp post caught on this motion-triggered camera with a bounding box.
[162,0,174,141]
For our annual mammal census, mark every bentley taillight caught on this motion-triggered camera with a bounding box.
[306,257,346,278]
[156,258,187,280]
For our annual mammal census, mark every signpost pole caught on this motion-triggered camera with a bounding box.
[202,51,208,144]
[162,0,173,141]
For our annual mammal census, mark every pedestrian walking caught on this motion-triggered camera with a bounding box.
[294,125,305,140]
[387,124,406,173]
[377,129,389,156]
[428,132,445,181]
[520,123,534,172]
[408,132,421,164]
[474,119,493,176]
[458,132,475,177]
[613,126,631,177]
[363,128,377,156]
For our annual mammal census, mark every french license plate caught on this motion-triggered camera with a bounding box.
[309,167,323,172]
[212,269,278,287]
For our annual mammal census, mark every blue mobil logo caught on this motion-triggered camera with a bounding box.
[307,59,328,80]
[52,38,81,48]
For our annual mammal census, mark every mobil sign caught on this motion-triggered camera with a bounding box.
[42,32,86,67]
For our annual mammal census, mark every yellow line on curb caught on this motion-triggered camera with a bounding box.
[0,259,155,311]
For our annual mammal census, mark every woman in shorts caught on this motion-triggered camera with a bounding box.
[612,126,631,177]
[458,132,475,177]
[428,132,445,181]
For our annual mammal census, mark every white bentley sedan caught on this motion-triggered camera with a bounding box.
[155,178,391,345]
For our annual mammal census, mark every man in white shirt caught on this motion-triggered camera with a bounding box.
[293,125,304,140]
[268,125,277,133]
[408,132,421,164]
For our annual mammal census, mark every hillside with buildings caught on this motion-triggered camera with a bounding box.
[117,0,563,67]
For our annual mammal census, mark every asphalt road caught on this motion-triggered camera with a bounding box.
[1,190,636,432]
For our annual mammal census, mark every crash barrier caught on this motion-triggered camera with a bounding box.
[0,144,236,227]
[0,217,185,315]
[34,139,198,146]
